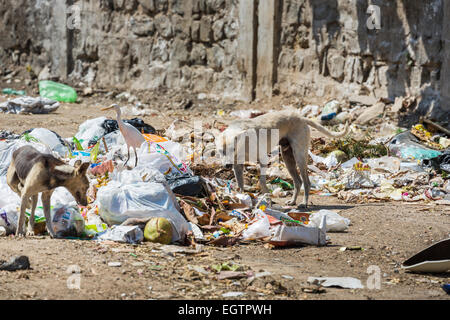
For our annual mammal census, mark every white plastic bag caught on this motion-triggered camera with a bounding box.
[51,187,76,205]
[309,210,350,232]
[97,181,188,242]
[271,216,327,246]
[111,167,166,185]
[75,117,108,149]
[0,140,51,176]
[235,193,252,208]
[27,128,68,157]
[242,210,271,239]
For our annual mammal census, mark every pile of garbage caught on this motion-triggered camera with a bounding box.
[218,100,450,205]
[0,96,448,249]
[0,112,351,248]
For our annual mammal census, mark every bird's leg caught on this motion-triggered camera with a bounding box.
[134,148,139,167]
[124,147,130,167]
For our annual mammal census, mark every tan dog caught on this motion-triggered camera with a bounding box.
[216,110,349,207]
[6,145,90,237]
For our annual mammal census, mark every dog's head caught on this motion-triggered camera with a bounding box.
[55,160,90,207]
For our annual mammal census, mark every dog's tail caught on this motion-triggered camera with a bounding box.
[304,119,350,138]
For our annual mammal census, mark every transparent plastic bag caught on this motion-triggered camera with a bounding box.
[51,204,85,237]
[97,181,188,242]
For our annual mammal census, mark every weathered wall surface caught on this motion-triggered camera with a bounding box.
[69,0,242,100]
[0,0,448,119]
[277,0,444,111]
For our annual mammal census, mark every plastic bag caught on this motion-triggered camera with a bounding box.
[242,210,271,239]
[74,117,108,150]
[111,167,166,185]
[0,96,59,114]
[166,172,207,197]
[102,118,156,135]
[271,216,327,246]
[0,204,19,234]
[97,225,143,244]
[84,207,108,237]
[26,128,69,157]
[39,80,77,103]
[309,210,350,232]
[137,141,191,176]
[51,187,76,205]
[389,131,441,161]
[96,181,188,242]
[235,193,252,208]
[0,140,52,176]
[51,204,85,238]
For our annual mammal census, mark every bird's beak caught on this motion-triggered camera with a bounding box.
[101,106,114,111]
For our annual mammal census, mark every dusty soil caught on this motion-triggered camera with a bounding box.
[0,197,448,300]
[0,81,449,300]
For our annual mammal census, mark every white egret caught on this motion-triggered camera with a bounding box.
[101,104,146,167]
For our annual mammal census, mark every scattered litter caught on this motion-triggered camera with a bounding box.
[222,291,245,298]
[307,277,364,289]
[108,262,122,267]
[39,80,77,103]
[0,256,31,271]
[309,210,350,232]
[0,96,59,114]
[97,225,144,244]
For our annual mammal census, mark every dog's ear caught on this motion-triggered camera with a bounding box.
[74,160,82,168]
[75,162,90,176]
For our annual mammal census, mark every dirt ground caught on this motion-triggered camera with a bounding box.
[0,85,449,300]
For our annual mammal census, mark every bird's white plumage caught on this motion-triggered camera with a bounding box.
[102,104,146,166]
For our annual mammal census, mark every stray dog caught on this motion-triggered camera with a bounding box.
[6,145,90,237]
[216,110,349,207]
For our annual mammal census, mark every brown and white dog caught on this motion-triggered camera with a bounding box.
[216,110,349,208]
[6,145,90,237]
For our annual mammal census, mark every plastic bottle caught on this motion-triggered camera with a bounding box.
[2,88,25,96]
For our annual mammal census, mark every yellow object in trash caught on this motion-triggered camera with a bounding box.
[412,124,432,138]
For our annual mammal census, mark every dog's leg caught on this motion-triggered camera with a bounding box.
[293,150,311,208]
[16,193,30,237]
[233,164,245,192]
[42,190,57,238]
[281,145,303,206]
[26,194,38,236]
[258,164,270,194]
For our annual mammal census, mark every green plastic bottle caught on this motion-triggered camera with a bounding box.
[2,88,25,96]
[39,80,77,103]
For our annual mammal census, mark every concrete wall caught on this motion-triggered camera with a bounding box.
[0,0,448,120]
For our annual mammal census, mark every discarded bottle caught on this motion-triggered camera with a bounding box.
[39,80,77,103]
[2,88,25,96]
